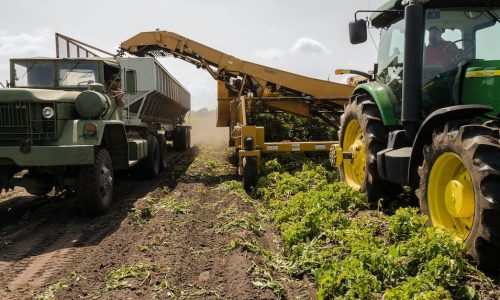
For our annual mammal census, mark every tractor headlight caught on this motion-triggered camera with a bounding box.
[42,106,55,119]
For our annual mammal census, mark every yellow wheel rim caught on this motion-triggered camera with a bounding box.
[428,152,475,240]
[342,119,366,189]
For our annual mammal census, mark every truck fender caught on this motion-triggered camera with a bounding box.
[101,123,129,170]
[407,104,493,187]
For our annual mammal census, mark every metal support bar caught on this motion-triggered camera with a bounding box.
[262,141,337,152]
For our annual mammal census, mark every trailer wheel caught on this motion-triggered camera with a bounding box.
[338,94,401,203]
[242,156,257,191]
[184,128,191,150]
[172,128,180,151]
[77,148,114,215]
[135,134,160,179]
[175,127,190,151]
[156,134,168,171]
[418,122,500,271]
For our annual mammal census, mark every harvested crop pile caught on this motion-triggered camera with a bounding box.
[255,157,498,300]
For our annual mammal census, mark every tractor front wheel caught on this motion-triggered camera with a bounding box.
[337,94,401,203]
[418,122,500,270]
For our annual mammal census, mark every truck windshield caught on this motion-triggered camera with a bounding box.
[14,61,55,88]
[59,61,99,87]
[421,7,500,115]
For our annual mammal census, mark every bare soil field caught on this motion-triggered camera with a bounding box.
[0,113,313,299]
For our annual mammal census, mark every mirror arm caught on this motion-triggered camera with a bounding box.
[354,10,404,21]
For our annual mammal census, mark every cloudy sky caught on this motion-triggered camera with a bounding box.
[1,0,386,110]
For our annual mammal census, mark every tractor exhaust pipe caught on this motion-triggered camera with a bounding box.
[402,0,424,141]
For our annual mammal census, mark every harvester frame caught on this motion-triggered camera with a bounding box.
[119,30,354,188]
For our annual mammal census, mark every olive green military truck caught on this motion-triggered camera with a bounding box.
[0,56,191,215]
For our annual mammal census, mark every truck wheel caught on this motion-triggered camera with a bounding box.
[337,94,401,203]
[156,134,168,171]
[242,156,257,191]
[77,148,114,215]
[26,185,53,197]
[136,134,160,179]
[25,173,53,196]
[418,122,500,270]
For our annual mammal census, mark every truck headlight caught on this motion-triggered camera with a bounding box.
[42,106,55,119]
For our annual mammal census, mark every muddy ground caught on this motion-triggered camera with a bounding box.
[0,113,315,299]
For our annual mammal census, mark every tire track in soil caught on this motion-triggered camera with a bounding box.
[50,144,315,300]
[0,152,189,299]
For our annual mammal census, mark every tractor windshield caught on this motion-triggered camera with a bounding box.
[421,7,500,115]
[377,18,405,103]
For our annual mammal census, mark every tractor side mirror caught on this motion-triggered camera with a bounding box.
[349,19,368,44]
[123,69,137,95]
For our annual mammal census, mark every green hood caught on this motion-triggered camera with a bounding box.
[0,88,81,102]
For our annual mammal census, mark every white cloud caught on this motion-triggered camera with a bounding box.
[0,29,53,82]
[255,48,284,60]
[290,37,331,55]
[0,29,52,57]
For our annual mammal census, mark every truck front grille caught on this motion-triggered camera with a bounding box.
[0,101,30,127]
[0,101,57,144]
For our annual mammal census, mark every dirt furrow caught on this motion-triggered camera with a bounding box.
[0,151,193,299]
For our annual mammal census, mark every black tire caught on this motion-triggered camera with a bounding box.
[242,156,257,191]
[156,134,168,171]
[417,122,500,270]
[174,127,190,151]
[172,128,181,151]
[135,134,160,179]
[26,185,53,196]
[179,127,190,151]
[337,94,402,203]
[77,148,114,216]
[185,128,191,150]
[25,173,53,196]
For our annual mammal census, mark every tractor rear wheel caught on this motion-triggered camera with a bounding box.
[418,122,500,270]
[337,94,401,203]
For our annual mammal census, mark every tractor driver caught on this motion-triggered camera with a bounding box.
[422,26,459,115]
[424,26,459,71]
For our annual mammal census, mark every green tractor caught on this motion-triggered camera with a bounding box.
[333,0,500,270]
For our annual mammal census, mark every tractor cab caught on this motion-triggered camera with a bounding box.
[339,0,500,270]
[352,1,500,121]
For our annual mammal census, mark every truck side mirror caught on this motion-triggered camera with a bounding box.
[123,69,137,95]
[349,19,368,44]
